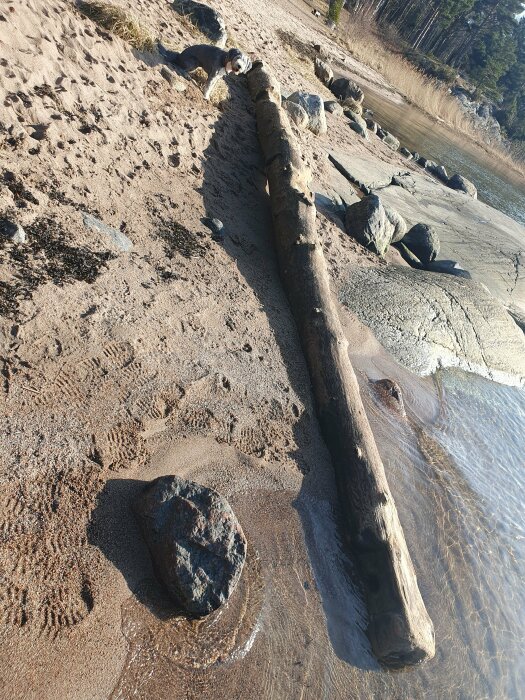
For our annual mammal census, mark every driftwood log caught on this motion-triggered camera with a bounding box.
[247,62,435,668]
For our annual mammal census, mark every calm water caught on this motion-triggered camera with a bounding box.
[111,370,525,699]
[363,88,525,225]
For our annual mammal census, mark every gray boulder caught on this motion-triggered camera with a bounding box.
[344,194,395,256]
[399,147,412,159]
[448,173,477,199]
[403,223,440,265]
[287,92,327,135]
[365,118,378,134]
[349,121,369,139]
[347,112,368,131]
[383,204,407,243]
[412,151,420,162]
[429,164,448,182]
[342,97,363,116]
[382,132,400,151]
[330,77,364,104]
[314,57,333,86]
[424,160,438,172]
[134,475,247,616]
[172,0,227,47]
[324,100,343,115]
[0,218,26,243]
[417,157,428,168]
[283,99,309,129]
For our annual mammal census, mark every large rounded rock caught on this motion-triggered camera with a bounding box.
[314,57,333,86]
[324,100,343,115]
[448,173,477,199]
[345,194,395,256]
[383,204,407,243]
[349,121,368,139]
[172,0,227,48]
[283,100,309,129]
[134,475,247,616]
[330,77,364,104]
[287,92,327,135]
[403,223,440,265]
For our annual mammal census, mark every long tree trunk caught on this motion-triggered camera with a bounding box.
[246,61,435,669]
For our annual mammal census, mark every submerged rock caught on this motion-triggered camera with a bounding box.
[287,91,327,135]
[448,173,477,199]
[134,475,247,616]
[330,77,364,104]
[172,0,227,48]
[314,57,333,86]
[345,194,394,256]
[403,223,440,265]
[373,378,406,417]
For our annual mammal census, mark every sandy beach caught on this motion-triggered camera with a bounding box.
[2,0,525,697]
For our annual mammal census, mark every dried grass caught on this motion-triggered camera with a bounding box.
[76,0,155,51]
[340,17,525,175]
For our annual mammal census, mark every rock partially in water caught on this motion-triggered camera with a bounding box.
[428,163,448,182]
[342,97,363,116]
[345,194,394,256]
[403,223,440,265]
[330,77,364,104]
[399,147,412,159]
[314,57,333,86]
[365,118,378,134]
[372,378,406,417]
[287,91,327,135]
[341,266,525,385]
[134,475,247,616]
[448,173,477,199]
[382,132,400,151]
[172,0,227,48]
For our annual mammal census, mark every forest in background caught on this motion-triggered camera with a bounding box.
[329,0,525,155]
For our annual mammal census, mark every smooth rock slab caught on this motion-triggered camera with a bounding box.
[134,475,247,616]
[341,266,525,385]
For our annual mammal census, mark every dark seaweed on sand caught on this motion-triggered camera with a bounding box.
[156,220,207,259]
[0,215,115,319]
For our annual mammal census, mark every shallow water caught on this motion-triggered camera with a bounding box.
[363,89,525,225]
[111,370,525,698]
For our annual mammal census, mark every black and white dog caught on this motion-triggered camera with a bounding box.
[159,43,252,100]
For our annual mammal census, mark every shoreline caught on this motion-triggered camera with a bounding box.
[1,0,525,697]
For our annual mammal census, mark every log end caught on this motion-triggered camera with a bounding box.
[367,611,435,669]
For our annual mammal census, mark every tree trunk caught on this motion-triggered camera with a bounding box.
[246,61,435,669]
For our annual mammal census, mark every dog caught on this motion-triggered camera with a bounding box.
[312,9,321,17]
[158,43,252,100]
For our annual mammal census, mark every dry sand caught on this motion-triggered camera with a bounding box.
[1,1,441,697]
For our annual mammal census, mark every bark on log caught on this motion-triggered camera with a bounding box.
[247,61,435,668]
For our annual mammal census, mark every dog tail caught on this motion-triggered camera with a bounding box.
[158,42,180,64]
